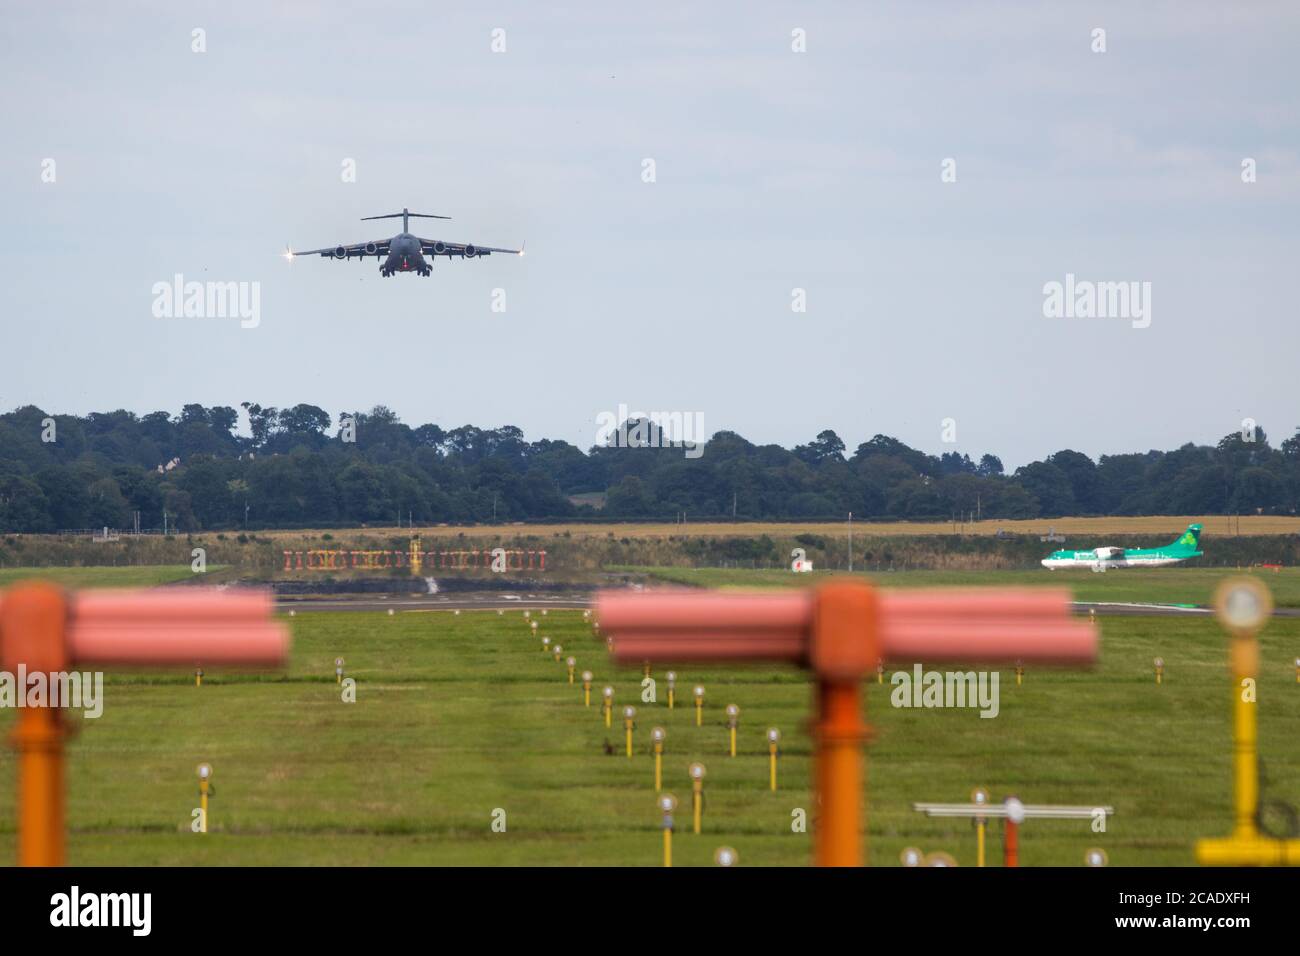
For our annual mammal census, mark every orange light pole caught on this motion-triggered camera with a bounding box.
[3,584,67,867]
[1002,797,1024,867]
[0,582,288,867]
[596,581,1095,867]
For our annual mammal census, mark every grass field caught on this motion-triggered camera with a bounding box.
[633,566,1300,608]
[0,566,224,589]
[1,600,1297,866]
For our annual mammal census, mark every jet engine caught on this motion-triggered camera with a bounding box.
[334,245,348,259]
[363,241,379,256]
[463,244,477,258]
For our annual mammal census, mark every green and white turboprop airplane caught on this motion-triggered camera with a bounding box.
[1041,524,1203,572]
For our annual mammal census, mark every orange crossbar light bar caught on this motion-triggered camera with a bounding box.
[599,586,1094,668]
[595,580,1096,866]
[0,582,289,866]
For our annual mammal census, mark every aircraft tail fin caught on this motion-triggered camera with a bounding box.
[1169,523,1203,554]
[360,212,452,221]
[361,208,451,233]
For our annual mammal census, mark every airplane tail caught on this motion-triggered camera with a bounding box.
[1168,523,1203,555]
[361,208,451,233]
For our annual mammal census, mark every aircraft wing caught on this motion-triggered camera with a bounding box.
[289,239,392,258]
[417,237,523,257]
[1095,547,1124,559]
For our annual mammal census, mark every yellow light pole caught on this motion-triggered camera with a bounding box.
[197,763,212,834]
[658,793,677,867]
[553,643,563,663]
[714,846,739,867]
[651,726,666,789]
[643,660,651,680]
[623,705,637,758]
[1154,656,1164,685]
[566,656,576,684]
[1294,656,1299,684]
[767,728,780,791]
[1014,659,1024,687]
[666,671,676,710]
[541,635,550,655]
[195,667,203,687]
[693,685,705,727]
[582,670,593,707]
[971,786,989,867]
[335,657,343,684]
[689,762,706,834]
[1196,576,1300,864]
[602,686,614,728]
[876,658,884,685]
[725,704,740,757]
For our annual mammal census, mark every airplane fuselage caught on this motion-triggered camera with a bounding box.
[1041,550,1189,571]
[382,233,428,277]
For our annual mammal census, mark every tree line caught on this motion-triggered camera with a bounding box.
[0,403,1296,532]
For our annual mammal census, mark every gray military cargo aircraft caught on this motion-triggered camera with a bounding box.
[287,208,523,277]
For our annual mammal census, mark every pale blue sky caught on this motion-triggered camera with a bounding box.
[3,1,1297,467]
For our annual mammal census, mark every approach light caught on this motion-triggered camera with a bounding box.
[1004,797,1026,825]
[923,851,957,867]
[1215,577,1272,633]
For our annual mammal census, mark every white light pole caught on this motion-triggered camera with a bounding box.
[847,511,853,572]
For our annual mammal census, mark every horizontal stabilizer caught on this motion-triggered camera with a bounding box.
[362,211,451,221]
